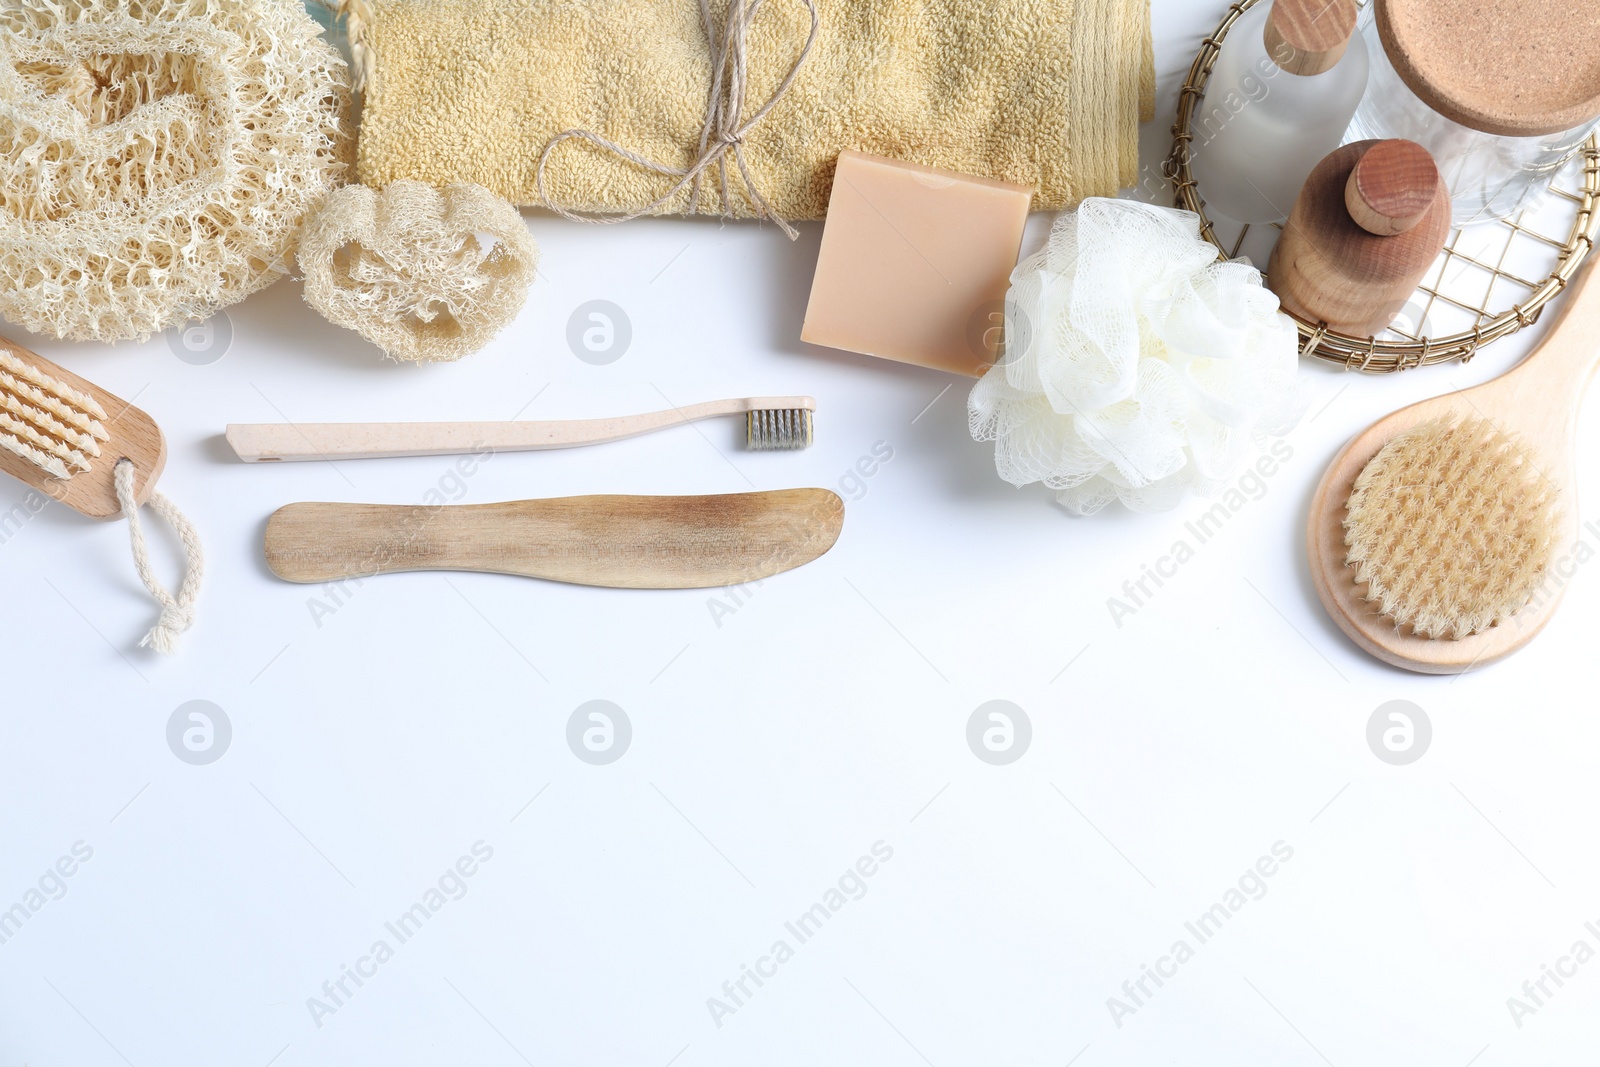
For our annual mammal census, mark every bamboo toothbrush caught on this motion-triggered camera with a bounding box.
[0,335,202,652]
[1307,260,1600,674]
[226,396,816,462]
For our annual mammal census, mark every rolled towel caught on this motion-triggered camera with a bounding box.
[353,0,1155,225]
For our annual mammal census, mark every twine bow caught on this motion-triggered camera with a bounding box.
[536,0,820,240]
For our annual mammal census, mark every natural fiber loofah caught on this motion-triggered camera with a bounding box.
[0,0,352,342]
[1344,417,1561,640]
[298,180,539,363]
[969,198,1302,515]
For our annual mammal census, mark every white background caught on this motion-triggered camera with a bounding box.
[4,1,1600,1064]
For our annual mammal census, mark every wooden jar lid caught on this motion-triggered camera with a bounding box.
[1377,0,1600,137]
[1344,139,1441,235]
[1265,0,1358,76]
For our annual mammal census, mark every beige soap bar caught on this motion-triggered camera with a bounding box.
[802,151,1034,377]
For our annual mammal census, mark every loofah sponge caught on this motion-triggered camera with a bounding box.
[297,180,539,363]
[969,199,1302,515]
[1344,417,1561,640]
[0,0,352,342]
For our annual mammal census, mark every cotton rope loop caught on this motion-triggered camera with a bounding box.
[113,460,204,655]
[969,198,1304,515]
[535,0,821,239]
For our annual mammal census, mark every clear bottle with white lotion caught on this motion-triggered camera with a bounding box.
[1192,0,1369,225]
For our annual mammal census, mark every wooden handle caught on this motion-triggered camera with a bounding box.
[264,489,845,588]
[1478,257,1600,462]
[227,397,815,461]
[1500,258,1600,393]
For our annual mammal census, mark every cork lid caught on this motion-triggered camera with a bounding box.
[1265,0,1359,76]
[1377,0,1600,137]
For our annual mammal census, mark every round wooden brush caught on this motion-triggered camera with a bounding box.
[1308,260,1600,673]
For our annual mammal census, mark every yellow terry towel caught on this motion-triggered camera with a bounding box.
[355,0,1155,222]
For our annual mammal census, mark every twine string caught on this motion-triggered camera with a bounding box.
[317,0,375,92]
[114,460,204,655]
[536,0,820,239]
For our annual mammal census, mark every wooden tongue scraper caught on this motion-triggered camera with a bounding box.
[264,489,845,588]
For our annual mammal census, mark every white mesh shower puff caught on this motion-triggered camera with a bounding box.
[0,0,353,342]
[969,198,1302,515]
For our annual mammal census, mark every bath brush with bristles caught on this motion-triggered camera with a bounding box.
[0,335,202,653]
[0,337,164,516]
[1308,261,1600,674]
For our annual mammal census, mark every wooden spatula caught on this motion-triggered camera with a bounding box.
[264,489,845,588]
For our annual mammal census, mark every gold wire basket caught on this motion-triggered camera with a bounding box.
[1163,0,1600,373]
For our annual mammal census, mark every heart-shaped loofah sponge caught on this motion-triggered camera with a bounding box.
[1344,417,1562,639]
[297,180,540,363]
[0,0,353,342]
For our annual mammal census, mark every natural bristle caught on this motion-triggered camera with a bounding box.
[746,408,814,451]
[0,351,109,480]
[1344,417,1561,640]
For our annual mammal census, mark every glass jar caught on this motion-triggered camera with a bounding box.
[1349,5,1600,227]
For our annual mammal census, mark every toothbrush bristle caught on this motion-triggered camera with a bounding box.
[746,408,814,451]
[0,351,108,480]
